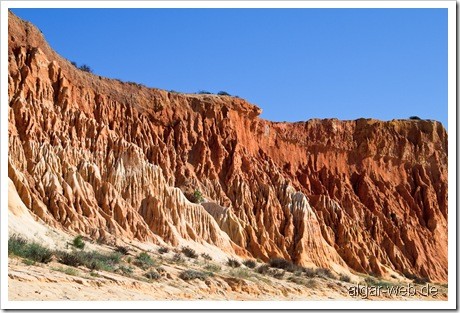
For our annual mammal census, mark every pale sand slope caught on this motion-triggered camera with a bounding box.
[8,258,447,301]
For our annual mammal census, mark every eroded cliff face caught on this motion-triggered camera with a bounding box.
[8,12,448,281]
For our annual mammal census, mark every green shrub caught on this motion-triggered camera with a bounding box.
[217,91,231,96]
[288,276,305,285]
[268,258,301,273]
[230,268,251,279]
[273,270,285,279]
[22,259,36,266]
[117,265,134,275]
[53,266,79,276]
[172,253,185,264]
[85,251,121,271]
[145,270,161,280]
[204,264,221,273]
[201,253,212,261]
[179,270,208,281]
[158,246,169,254]
[8,236,53,263]
[364,276,393,288]
[289,276,318,288]
[115,246,129,255]
[243,259,257,269]
[182,247,198,259]
[305,279,318,288]
[304,267,316,278]
[256,264,270,275]
[315,268,335,279]
[409,116,421,120]
[79,64,92,73]
[192,190,204,203]
[227,258,241,268]
[57,250,122,271]
[73,235,85,249]
[8,235,28,256]
[197,90,212,95]
[339,274,351,283]
[26,242,54,263]
[134,252,155,269]
[57,251,83,267]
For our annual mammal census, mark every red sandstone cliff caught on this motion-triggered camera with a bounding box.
[7,12,448,281]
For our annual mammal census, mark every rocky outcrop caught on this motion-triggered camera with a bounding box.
[8,11,447,281]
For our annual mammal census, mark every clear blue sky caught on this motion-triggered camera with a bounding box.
[11,8,447,127]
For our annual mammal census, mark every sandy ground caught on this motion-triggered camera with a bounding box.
[8,257,447,302]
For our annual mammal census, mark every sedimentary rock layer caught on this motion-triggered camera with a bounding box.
[8,11,448,281]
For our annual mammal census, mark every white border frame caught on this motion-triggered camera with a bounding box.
[1,1,456,310]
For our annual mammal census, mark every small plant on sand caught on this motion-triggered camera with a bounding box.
[243,259,257,269]
[201,253,212,261]
[22,259,36,266]
[315,268,335,279]
[289,276,318,287]
[304,267,316,278]
[52,266,79,276]
[204,264,222,273]
[179,270,208,281]
[57,250,122,271]
[272,270,285,280]
[8,235,53,264]
[73,235,85,249]
[288,276,305,285]
[172,253,185,264]
[182,246,198,259]
[134,252,155,270]
[365,276,393,289]
[268,258,301,273]
[57,251,83,267]
[227,258,241,268]
[117,265,134,275]
[256,264,270,275]
[230,268,252,279]
[305,279,318,288]
[63,267,79,276]
[8,235,28,256]
[22,242,53,263]
[158,246,169,254]
[339,274,351,283]
[144,270,161,280]
[115,246,129,255]
[83,251,122,271]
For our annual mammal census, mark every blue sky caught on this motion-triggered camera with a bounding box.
[11,8,447,127]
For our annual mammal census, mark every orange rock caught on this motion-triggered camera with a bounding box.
[8,11,447,282]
